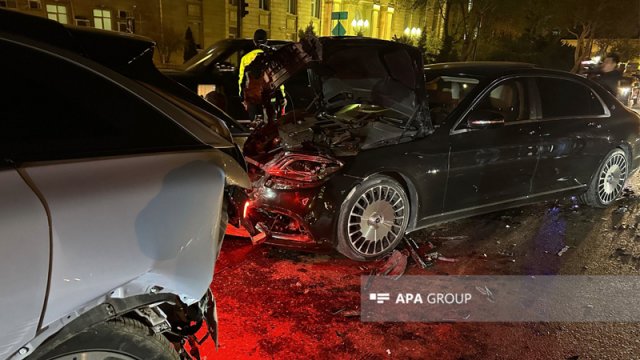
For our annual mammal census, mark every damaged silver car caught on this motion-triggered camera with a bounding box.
[0,9,249,360]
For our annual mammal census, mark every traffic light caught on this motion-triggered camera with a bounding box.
[240,1,249,18]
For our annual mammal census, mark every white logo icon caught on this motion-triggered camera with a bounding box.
[369,293,390,304]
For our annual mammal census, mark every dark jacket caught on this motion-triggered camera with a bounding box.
[595,69,623,95]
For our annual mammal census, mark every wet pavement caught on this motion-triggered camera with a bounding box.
[200,173,640,359]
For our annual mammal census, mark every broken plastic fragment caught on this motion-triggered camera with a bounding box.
[557,245,570,256]
[377,250,408,279]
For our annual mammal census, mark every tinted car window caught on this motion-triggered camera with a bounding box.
[426,75,479,124]
[0,39,200,162]
[537,77,605,118]
[474,79,530,122]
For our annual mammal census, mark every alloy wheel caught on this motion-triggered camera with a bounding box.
[347,185,406,256]
[597,151,627,205]
[53,352,138,360]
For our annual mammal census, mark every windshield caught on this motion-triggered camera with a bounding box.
[425,75,480,124]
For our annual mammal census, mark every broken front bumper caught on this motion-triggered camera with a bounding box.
[236,174,357,251]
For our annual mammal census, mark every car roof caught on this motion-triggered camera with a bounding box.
[424,61,587,81]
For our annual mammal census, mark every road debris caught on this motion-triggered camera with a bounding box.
[429,235,469,242]
[557,245,570,256]
[614,205,629,214]
[332,308,347,315]
[475,285,495,303]
[403,237,433,269]
[425,251,459,263]
[498,250,515,257]
[378,249,408,279]
[341,309,360,317]
[622,187,635,197]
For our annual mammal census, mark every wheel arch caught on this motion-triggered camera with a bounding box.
[376,171,420,232]
[618,142,633,166]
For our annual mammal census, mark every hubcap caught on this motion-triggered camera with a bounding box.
[53,352,138,360]
[348,185,406,256]
[598,152,627,204]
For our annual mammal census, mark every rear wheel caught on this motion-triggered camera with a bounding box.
[581,148,628,208]
[38,318,179,360]
[336,175,410,261]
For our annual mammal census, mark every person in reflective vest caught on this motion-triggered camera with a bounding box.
[238,29,286,121]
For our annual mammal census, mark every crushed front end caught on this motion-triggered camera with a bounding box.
[227,36,431,252]
[237,151,349,250]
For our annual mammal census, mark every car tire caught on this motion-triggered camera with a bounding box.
[580,148,628,208]
[36,317,179,360]
[336,175,410,261]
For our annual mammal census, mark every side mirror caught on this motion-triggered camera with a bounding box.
[467,110,505,129]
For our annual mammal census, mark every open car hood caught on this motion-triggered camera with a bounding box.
[314,38,426,118]
[252,37,430,131]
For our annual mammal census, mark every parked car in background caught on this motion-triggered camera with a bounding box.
[233,38,640,261]
[162,38,317,121]
[0,9,249,360]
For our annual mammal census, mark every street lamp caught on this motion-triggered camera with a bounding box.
[351,18,369,35]
[404,27,421,39]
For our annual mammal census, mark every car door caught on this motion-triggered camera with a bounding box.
[445,77,540,211]
[531,76,612,194]
[0,167,49,359]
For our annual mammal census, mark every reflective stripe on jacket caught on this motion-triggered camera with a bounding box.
[238,49,263,95]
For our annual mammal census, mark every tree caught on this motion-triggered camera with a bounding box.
[156,27,182,64]
[610,40,640,62]
[550,0,640,72]
[392,34,415,46]
[183,27,197,63]
[416,25,428,58]
[298,21,317,41]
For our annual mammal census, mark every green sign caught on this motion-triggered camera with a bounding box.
[331,11,348,20]
[332,22,346,36]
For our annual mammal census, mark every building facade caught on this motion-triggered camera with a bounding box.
[1,0,444,64]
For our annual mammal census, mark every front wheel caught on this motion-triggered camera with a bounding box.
[336,175,410,261]
[581,148,628,208]
[36,317,179,360]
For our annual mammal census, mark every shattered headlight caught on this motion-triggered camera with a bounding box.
[263,152,342,189]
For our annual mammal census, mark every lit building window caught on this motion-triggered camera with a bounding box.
[259,0,269,11]
[46,4,68,24]
[287,0,296,15]
[93,9,112,30]
[310,0,320,18]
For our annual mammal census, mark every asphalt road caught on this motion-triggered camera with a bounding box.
[203,172,640,359]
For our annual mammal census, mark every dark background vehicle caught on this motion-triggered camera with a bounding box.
[0,9,249,360]
[237,48,640,261]
[161,38,317,121]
